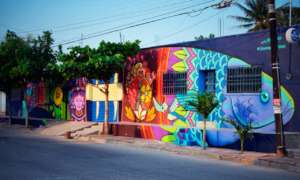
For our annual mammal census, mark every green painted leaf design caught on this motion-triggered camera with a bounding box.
[174,50,187,60]
[172,61,187,72]
[161,125,177,133]
[174,119,188,128]
[174,106,188,117]
[161,135,176,142]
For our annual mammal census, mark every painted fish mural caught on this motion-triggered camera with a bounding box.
[122,47,295,148]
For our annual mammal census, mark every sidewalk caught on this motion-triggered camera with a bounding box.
[77,135,270,164]
[74,135,300,173]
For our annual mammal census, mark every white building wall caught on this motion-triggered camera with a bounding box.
[0,91,6,115]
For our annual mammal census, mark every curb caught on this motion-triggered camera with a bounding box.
[84,135,268,166]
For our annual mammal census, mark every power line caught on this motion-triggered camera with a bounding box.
[53,1,220,47]
[53,0,216,35]
[18,0,215,35]
[143,9,226,47]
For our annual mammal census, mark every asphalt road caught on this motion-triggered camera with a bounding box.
[0,133,299,180]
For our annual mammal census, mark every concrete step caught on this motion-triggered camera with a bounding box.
[72,123,102,138]
[39,121,98,136]
[287,149,300,159]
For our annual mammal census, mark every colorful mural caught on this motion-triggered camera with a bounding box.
[122,47,295,148]
[86,74,122,122]
[49,87,68,120]
[69,87,86,121]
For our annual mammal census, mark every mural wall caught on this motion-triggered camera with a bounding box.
[86,74,122,122]
[6,76,121,123]
[69,78,87,121]
[122,47,295,149]
[49,86,68,120]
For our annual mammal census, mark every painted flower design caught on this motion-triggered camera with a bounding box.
[134,105,147,121]
[140,84,152,104]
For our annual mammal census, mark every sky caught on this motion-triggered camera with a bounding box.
[0,0,298,50]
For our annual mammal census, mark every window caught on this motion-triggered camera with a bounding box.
[204,70,215,93]
[163,72,187,95]
[227,66,262,93]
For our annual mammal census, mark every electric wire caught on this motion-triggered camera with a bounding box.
[18,0,216,35]
[143,8,227,47]
[52,1,220,47]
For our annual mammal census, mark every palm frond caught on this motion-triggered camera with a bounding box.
[229,15,253,23]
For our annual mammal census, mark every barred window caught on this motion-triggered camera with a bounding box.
[227,66,262,93]
[163,72,187,95]
[204,70,215,93]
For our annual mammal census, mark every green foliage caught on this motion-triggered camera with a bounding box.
[0,30,56,90]
[185,91,218,149]
[230,0,269,32]
[222,117,254,152]
[59,40,140,83]
[187,92,218,119]
[0,30,140,92]
[195,33,215,41]
[277,5,300,26]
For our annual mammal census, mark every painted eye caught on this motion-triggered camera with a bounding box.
[260,91,270,103]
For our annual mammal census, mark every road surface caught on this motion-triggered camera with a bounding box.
[0,132,299,180]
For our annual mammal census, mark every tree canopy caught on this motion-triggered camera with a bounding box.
[0,30,140,93]
[0,30,55,91]
[58,40,141,83]
[194,33,215,41]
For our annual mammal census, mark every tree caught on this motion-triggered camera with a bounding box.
[186,92,218,149]
[0,30,56,126]
[277,3,300,26]
[92,41,140,134]
[230,0,298,32]
[59,40,140,134]
[0,31,30,124]
[230,0,269,32]
[195,33,215,40]
[222,118,253,153]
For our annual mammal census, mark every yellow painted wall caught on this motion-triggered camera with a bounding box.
[85,74,123,101]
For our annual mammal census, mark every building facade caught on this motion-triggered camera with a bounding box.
[118,25,299,152]
[4,25,299,152]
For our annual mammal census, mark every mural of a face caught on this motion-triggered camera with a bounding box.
[70,87,86,121]
[74,95,84,111]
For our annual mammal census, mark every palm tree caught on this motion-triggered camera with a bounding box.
[231,0,299,32]
[222,118,253,153]
[277,3,300,26]
[230,0,269,32]
[187,92,218,149]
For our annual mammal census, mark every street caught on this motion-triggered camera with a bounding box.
[0,132,299,180]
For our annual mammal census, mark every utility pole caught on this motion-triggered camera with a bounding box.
[267,0,286,156]
[289,0,292,26]
[287,0,293,80]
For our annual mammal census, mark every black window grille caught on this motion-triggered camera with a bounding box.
[227,66,262,93]
[204,70,216,93]
[163,72,187,95]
